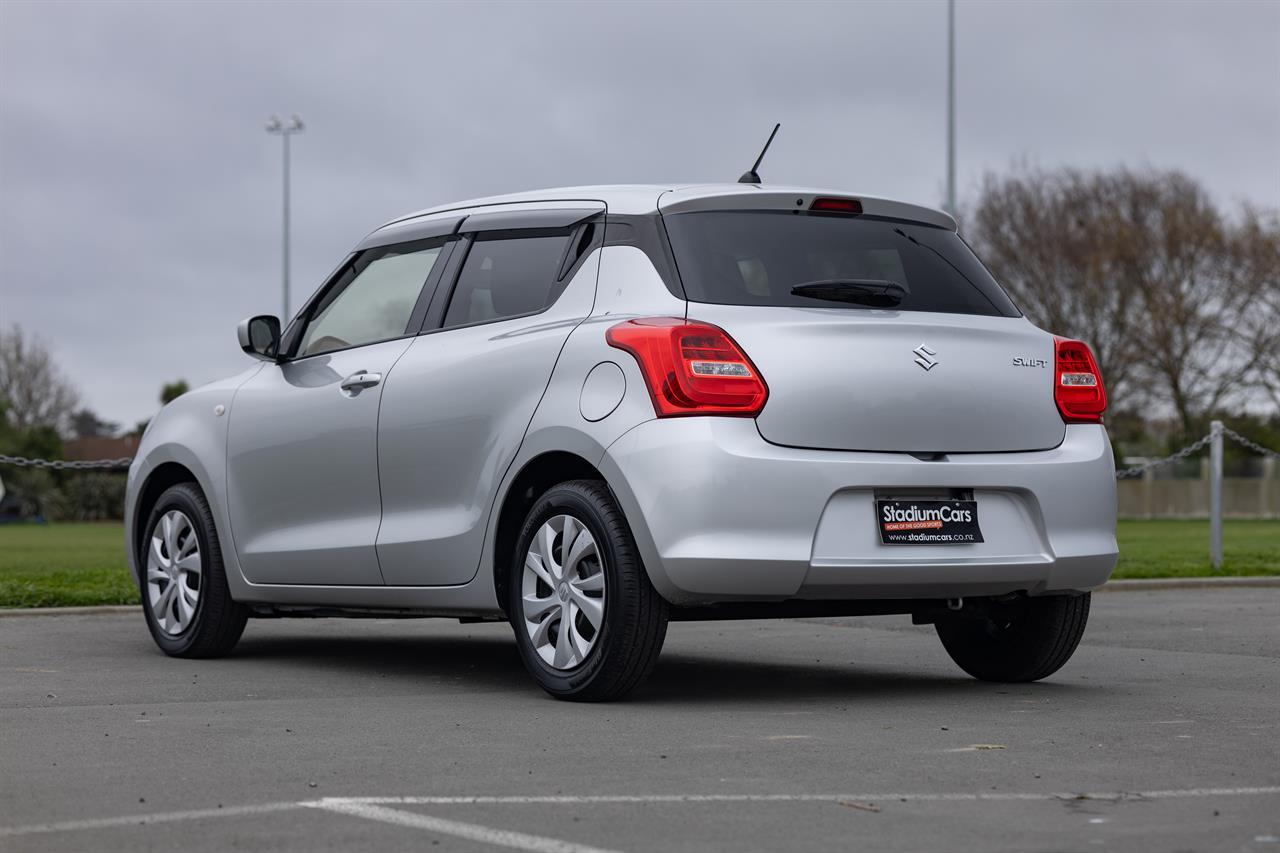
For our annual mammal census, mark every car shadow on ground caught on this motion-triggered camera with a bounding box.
[229,630,524,678]
[224,627,1089,704]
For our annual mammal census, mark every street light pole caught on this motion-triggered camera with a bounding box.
[265,115,304,320]
[946,0,956,217]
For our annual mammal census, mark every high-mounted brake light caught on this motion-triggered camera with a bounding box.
[1054,338,1107,424]
[809,197,863,214]
[606,318,768,417]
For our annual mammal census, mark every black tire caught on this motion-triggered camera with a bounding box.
[507,479,668,701]
[139,483,248,658]
[935,592,1090,682]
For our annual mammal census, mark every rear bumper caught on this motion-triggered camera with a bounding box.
[599,419,1118,605]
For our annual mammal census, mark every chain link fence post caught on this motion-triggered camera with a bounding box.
[1209,420,1223,571]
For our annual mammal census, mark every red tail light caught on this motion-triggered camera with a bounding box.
[606,317,768,417]
[1054,338,1107,424]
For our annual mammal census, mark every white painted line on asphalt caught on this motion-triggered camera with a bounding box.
[3,786,1277,839]
[0,803,298,838]
[308,800,623,853]
[318,786,1280,806]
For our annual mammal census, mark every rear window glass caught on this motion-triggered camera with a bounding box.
[663,211,1019,317]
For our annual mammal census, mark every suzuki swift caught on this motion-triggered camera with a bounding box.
[125,184,1117,701]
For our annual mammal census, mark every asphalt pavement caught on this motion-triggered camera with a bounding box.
[2,588,1277,852]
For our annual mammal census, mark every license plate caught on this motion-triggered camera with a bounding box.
[876,498,983,545]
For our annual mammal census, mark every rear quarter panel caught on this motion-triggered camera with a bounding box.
[469,244,687,600]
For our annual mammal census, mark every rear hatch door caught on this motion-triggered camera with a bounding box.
[660,196,1066,453]
[684,304,1064,453]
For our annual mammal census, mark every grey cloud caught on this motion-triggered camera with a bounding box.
[1,0,1276,427]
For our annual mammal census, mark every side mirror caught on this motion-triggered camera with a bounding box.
[237,315,282,362]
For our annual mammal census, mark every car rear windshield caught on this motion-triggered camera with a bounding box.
[663,210,1020,317]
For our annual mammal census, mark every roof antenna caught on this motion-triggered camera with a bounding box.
[738,123,780,184]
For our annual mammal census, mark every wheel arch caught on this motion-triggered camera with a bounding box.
[131,462,203,568]
[492,450,608,616]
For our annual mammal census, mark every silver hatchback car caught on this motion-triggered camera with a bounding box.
[125,184,1117,700]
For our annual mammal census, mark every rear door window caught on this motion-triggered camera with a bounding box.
[442,231,573,329]
[663,210,1019,317]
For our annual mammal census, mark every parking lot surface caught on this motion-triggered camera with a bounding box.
[2,588,1277,852]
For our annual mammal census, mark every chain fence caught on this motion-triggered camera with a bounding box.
[1114,429,1280,479]
[1113,434,1216,479]
[0,454,133,471]
[1,429,1277,480]
[1221,427,1280,461]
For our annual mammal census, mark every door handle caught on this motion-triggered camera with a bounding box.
[340,371,382,392]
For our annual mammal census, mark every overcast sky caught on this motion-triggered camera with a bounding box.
[2,0,1277,429]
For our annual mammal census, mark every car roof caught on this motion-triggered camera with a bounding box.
[377,183,957,233]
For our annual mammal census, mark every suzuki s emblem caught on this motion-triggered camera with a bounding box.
[913,344,939,371]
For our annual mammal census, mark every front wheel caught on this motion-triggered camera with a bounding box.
[935,592,1091,682]
[139,483,248,658]
[508,480,668,701]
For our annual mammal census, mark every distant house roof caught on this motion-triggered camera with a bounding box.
[64,435,139,462]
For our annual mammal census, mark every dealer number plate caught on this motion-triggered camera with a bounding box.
[876,499,983,545]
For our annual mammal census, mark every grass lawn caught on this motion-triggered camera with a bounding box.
[0,523,136,608]
[1111,519,1280,579]
[0,519,1276,608]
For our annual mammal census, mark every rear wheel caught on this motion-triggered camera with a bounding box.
[140,483,248,658]
[508,480,668,701]
[935,593,1090,682]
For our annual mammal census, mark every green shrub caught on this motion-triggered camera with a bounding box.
[4,468,69,520]
[63,473,126,521]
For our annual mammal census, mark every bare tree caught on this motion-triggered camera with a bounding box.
[1112,172,1273,435]
[0,325,79,434]
[968,167,1279,437]
[1231,207,1280,412]
[967,167,1143,403]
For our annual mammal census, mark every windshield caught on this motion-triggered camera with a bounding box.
[663,210,1020,317]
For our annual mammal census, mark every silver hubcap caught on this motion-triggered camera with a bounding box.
[146,510,202,635]
[521,514,605,670]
